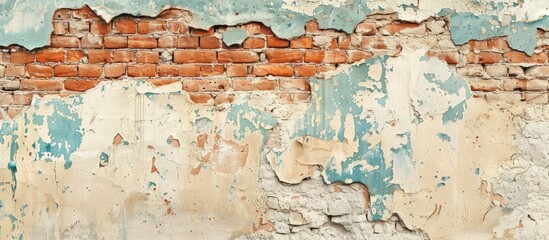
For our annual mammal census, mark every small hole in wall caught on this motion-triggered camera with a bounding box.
[335,63,339,68]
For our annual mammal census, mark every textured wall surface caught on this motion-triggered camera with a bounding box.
[0,1,548,239]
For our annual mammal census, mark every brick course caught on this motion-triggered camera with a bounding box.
[0,6,548,119]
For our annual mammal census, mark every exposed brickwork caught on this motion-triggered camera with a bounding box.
[1,6,548,119]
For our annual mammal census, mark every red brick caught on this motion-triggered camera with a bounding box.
[177,37,199,48]
[338,36,352,50]
[178,65,201,77]
[0,66,4,77]
[218,51,259,63]
[433,51,459,65]
[136,51,159,63]
[78,64,103,78]
[227,65,248,77]
[241,22,261,34]
[233,79,277,91]
[316,66,336,74]
[138,20,167,34]
[69,21,90,35]
[191,27,214,36]
[486,38,510,51]
[64,80,99,92]
[53,22,69,35]
[201,65,225,76]
[0,93,13,106]
[81,35,103,48]
[380,22,423,35]
[279,92,311,104]
[477,52,502,64]
[148,79,179,87]
[348,51,373,63]
[7,107,23,118]
[290,37,313,49]
[88,50,112,63]
[305,20,320,34]
[214,94,235,107]
[6,66,25,77]
[51,36,80,48]
[36,49,65,62]
[128,36,157,49]
[158,36,177,48]
[328,38,338,49]
[200,37,221,49]
[252,65,293,77]
[157,65,179,77]
[0,52,9,63]
[243,38,265,49]
[280,78,310,91]
[189,93,213,103]
[183,79,229,92]
[104,36,128,48]
[13,93,33,105]
[27,64,52,78]
[67,50,85,63]
[113,51,136,63]
[54,65,78,77]
[355,22,377,35]
[267,36,289,48]
[174,50,216,63]
[21,80,63,91]
[265,50,302,63]
[294,65,316,77]
[167,21,189,34]
[104,64,126,78]
[128,64,156,77]
[304,50,346,64]
[504,51,547,64]
[11,51,34,64]
[114,18,136,34]
[261,25,273,35]
[90,20,111,35]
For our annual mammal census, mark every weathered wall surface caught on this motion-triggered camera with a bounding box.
[0,1,548,239]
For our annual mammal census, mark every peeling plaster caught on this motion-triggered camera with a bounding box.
[2,0,549,51]
[0,81,273,239]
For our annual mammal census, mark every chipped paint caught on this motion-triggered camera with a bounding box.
[1,0,549,239]
[2,0,549,51]
[222,28,248,46]
[0,81,273,239]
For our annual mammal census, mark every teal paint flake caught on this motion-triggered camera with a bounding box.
[284,57,397,219]
[423,73,472,97]
[442,101,467,124]
[226,101,276,142]
[222,28,248,46]
[99,152,109,167]
[450,12,549,55]
[437,132,452,142]
[0,0,377,49]
[35,97,84,169]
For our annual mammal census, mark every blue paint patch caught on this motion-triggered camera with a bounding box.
[35,97,84,169]
[222,28,248,46]
[0,0,379,49]
[450,12,549,55]
[437,132,452,142]
[226,101,276,142]
[99,152,109,167]
[442,101,467,124]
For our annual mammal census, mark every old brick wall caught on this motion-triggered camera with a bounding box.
[1,6,546,120]
[1,6,549,239]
